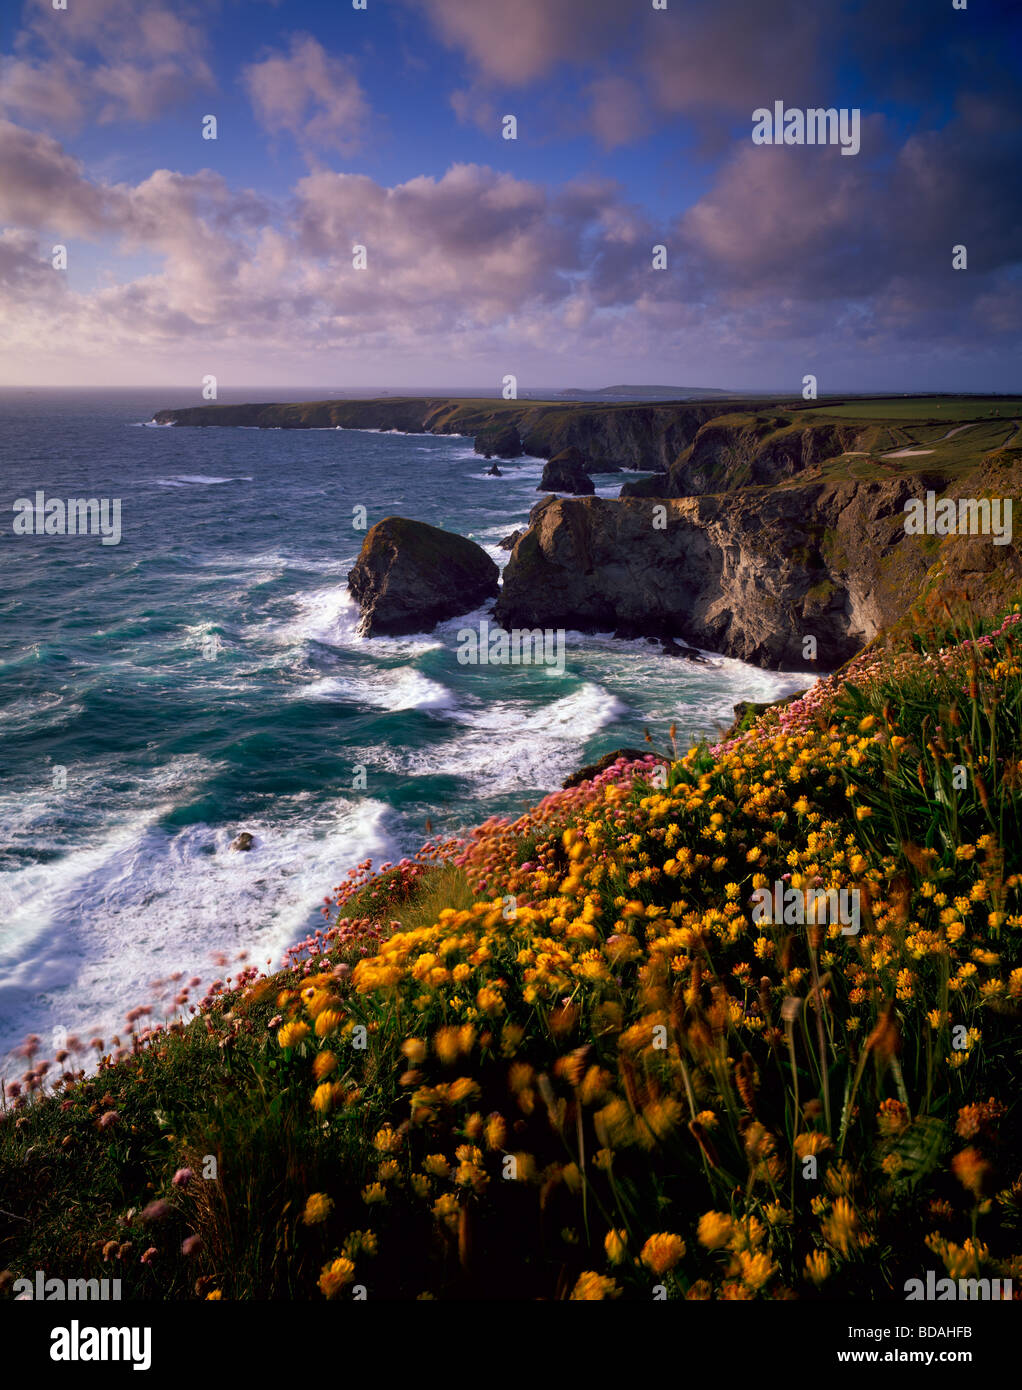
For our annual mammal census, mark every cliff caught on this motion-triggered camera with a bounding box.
[151,396,772,472]
[497,450,1022,669]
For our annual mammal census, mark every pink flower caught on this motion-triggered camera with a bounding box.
[140,1247,158,1265]
[141,1200,171,1223]
[172,1167,193,1188]
[97,1110,119,1129]
[181,1234,202,1257]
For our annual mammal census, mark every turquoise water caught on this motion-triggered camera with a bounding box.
[0,388,807,1066]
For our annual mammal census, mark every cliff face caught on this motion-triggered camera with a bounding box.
[151,397,768,472]
[621,412,919,498]
[495,460,1022,669]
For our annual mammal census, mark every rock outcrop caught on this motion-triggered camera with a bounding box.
[538,447,595,495]
[348,517,499,637]
[474,423,523,458]
[495,472,1022,669]
[151,396,769,472]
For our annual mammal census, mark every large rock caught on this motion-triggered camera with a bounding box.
[494,472,1022,670]
[348,517,499,637]
[474,423,523,458]
[538,447,595,495]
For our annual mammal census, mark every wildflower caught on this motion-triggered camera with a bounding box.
[172,1167,193,1188]
[342,1230,378,1260]
[697,1211,733,1250]
[181,1234,202,1257]
[312,1081,343,1115]
[302,1193,334,1225]
[318,1257,356,1298]
[314,1009,344,1038]
[361,1183,387,1205]
[570,1272,621,1300]
[277,1021,310,1049]
[821,1197,859,1255]
[805,1249,830,1285]
[604,1229,628,1265]
[737,1250,776,1291]
[373,1125,403,1154]
[313,1050,338,1080]
[141,1200,171,1223]
[951,1147,990,1198]
[640,1232,686,1275]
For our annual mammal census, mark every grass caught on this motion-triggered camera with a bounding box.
[3,601,1022,1301]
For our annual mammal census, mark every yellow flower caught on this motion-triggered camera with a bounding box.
[570,1272,621,1300]
[205,1289,222,1300]
[312,1050,338,1080]
[401,1037,427,1064]
[640,1232,686,1275]
[311,1081,343,1115]
[361,1183,387,1205]
[373,1125,402,1154]
[484,1113,507,1151]
[341,1230,378,1260]
[301,1192,334,1225]
[277,1020,310,1049]
[696,1211,732,1250]
[318,1257,356,1298]
[423,1154,450,1178]
[738,1250,776,1291]
[432,1193,460,1229]
[314,1009,344,1038]
[805,1249,830,1285]
[604,1229,628,1265]
[821,1197,859,1255]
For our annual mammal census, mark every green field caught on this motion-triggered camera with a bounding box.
[809,397,1022,422]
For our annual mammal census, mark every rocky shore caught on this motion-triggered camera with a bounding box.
[157,395,1022,671]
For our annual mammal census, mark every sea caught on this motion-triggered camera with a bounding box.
[0,387,809,1071]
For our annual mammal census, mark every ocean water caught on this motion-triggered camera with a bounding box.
[0,388,808,1069]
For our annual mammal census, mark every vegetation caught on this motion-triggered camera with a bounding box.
[3,600,1021,1301]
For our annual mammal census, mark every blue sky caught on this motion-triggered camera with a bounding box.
[1,0,1020,391]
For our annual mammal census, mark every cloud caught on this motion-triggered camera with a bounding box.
[0,108,1019,386]
[402,0,630,86]
[0,0,213,127]
[242,34,370,154]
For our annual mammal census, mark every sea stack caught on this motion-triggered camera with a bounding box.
[347,516,500,637]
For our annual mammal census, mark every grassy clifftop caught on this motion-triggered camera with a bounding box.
[3,599,1021,1300]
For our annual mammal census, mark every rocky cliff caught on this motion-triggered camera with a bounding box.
[496,451,1022,669]
[151,396,769,472]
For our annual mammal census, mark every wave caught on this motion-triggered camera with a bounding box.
[154,474,252,487]
[296,668,456,714]
[0,792,392,1071]
[354,681,627,795]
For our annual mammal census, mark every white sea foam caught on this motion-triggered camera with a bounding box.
[154,474,252,487]
[297,668,456,714]
[356,681,627,794]
[0,792,392,1072]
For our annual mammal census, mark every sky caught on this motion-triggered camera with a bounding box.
[0,0,1019,393]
